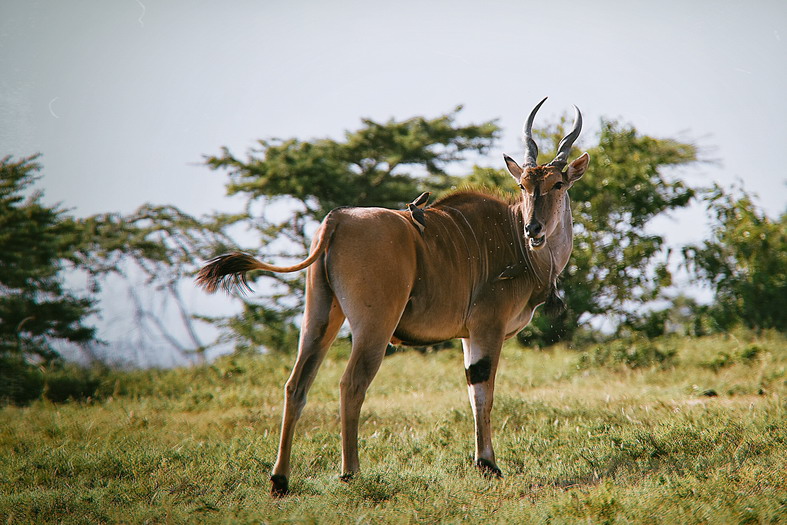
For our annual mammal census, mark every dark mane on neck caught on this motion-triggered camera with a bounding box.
[431,188,520,209]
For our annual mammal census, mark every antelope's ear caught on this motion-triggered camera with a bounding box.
[567,152,589,183]
[503,154,523,182]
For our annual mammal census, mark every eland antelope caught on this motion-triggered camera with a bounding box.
[196,97,589,496]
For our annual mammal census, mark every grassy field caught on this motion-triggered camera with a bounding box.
[1,330,785,524]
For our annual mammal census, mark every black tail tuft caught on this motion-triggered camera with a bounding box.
[195,252,261,295]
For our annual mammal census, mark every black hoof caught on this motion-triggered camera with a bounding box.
[270,474,289,497]
[475,458,503,479]
[339,473,355,483]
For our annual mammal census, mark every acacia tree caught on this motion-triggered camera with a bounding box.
[204,107,499,351]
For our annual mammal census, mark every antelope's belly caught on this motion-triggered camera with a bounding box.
[391,300,468,346]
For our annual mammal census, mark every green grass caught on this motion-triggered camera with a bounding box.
[1,330,785,524]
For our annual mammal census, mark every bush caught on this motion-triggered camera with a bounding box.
[701,344,764,372]
[0,356,44,405]
[43,366,102,403]
[578,338,678,370]
[0,358,106,405]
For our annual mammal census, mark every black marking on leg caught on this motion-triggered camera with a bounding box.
[465,356,492,385]
[339,473,355,483]
[270,474,289,497]
[475,458,503,479]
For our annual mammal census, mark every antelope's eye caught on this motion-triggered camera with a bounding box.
[553,181,565,191]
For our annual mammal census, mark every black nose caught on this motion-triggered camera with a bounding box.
[525,221,542,238]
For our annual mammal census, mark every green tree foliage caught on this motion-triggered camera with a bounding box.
[683,186,786,331]
[0,156,96,403]
[0,155,95,363]
[209,107,499,215]
[204,108,499,352]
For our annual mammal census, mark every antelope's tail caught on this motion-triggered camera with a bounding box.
[196,213,336,295]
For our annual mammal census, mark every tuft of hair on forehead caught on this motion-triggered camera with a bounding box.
[523,166,557,181]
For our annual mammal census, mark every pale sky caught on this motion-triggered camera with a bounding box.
[3,1,786,218]
[2,1,786,364]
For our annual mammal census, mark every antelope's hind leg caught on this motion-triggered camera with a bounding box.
[270,265,345,497]
[338,329,392,480]
[337,290,412,480]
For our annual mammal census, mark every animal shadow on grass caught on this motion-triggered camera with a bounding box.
[527,445,676,491]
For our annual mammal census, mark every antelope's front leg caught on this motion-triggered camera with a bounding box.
[461,335,504,478]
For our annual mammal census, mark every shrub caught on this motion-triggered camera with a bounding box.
[43,366,102,403]
[0,356,44,405]
[578,338,678,370]
[701,344,764,372]
[0,358,107,405]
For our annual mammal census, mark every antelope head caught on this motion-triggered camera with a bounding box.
[503,97,589,250]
